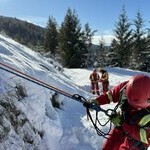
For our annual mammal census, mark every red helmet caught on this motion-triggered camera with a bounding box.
[126,74,150,108]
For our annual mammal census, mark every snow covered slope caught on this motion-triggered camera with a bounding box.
[0,34,149,150]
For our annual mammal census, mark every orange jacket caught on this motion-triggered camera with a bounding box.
[99,70,109,82]
[89,73,100,82]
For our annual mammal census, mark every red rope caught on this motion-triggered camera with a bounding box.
[0,62,72,98]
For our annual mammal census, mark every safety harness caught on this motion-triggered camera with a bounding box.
[114,86,150,150]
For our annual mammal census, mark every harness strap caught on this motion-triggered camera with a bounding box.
[130,109,150,125]
[106,91,113,102]
[117,87,149,149]
[139,114,150,127]
[139,128,148,144]
[129,137,148,150]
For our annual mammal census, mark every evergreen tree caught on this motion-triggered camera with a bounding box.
[82,23,97,50]
[96,37,108,67]
[82,23,97,67]
[131,10,147,70]
[58,8,86,68]
[109,39,120,66]
[143,26,150,72]
[112,6,132,67]
[44,16,58,55]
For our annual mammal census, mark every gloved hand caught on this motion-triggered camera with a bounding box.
[90,99,99,105]
[110,113,123,127]
[83,99,96,107]
[83,99,101,111]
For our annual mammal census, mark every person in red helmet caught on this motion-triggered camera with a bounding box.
[89,74,150,150]
[89,69,100,95]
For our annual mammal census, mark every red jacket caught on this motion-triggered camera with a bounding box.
[96,81,150,146]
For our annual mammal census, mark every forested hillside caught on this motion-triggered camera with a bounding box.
[0,15,45,51]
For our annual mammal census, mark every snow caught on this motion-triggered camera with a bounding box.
[0,34,149,150]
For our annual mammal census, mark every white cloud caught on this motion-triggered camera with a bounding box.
[92,35,115,45]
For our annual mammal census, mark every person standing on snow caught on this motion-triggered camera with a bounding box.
[98,67,109,94]
[88,74,150,150]
[89,69,100,95]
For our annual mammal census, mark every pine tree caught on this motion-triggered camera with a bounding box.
[82,23,97,67]
[44,16,58,55]
[58,8,87,68]
[131,10,147,70]
[112,6,132,67]
[96,37,108,67]
[143,27,150,72]
[109,39,119,66]
[82,23,97,50]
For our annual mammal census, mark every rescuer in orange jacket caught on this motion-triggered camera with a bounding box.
[90,74,150,150]
[89,69,100,95]
[98,67,109,94]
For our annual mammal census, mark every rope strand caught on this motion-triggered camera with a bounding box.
[0,62,73,98]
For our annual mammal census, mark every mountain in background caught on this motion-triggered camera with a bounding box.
[0,16,102,54]
[0,15,45,51]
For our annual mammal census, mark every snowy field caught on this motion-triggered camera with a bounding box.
[0,34,149,150]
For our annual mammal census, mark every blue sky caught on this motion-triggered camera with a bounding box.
[0,0,150,36]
